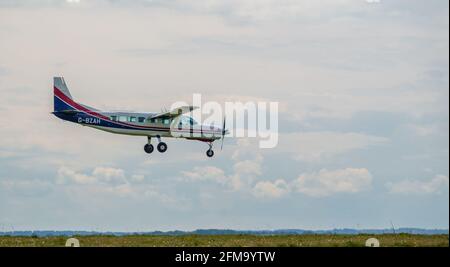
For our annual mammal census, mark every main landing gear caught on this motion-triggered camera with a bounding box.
[144,136,167,154]
[144,143,154,154]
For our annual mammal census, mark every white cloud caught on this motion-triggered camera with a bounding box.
[102,183,133,197]
[51,166,186,207]
[0,178,53,197]
[226,174,244,191]
[181,164,256,191]
[406,123,442,137]
[227,132,388,164]
[92,166,126,183]
[252,179,290,199]
[279,132,388,162]
[233,158,262,176]
[223,131,389,169]
[181,151,263,191]
[57,166,126,185]
[182,150,374,199]
[231,138,258,160]
[387,175,449,195]
[130,174,145,182]
[143,188,179,205]
[155,0,370,21]
[57,166,98,185]
[292,168,373,197]
[181,166,227,184]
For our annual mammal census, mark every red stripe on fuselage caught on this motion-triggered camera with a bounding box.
[54,86,109,120]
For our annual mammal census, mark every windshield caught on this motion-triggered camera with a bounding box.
[180,116,198,126]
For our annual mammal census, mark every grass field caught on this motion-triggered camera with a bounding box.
[0,234,448,247]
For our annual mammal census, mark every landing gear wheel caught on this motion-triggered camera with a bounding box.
[144,144,154,154]
[206,149,214,158]
[157,142,168,153]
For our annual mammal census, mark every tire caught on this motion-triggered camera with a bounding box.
[206,149,214,158]
[157,142,168,153]
[144,144,154,154]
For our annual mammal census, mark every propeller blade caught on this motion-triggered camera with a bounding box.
[221,116,226,150]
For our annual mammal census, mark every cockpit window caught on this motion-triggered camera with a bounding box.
[180,116,198,126]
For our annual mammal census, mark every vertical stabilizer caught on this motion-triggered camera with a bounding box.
[53,76,74,112]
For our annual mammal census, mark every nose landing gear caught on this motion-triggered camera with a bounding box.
[206,149,214,158]
[206,142,214,158]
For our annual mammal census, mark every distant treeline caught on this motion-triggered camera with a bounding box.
[0,228,448,237]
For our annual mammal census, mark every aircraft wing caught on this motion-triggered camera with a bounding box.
[150,106,198,119]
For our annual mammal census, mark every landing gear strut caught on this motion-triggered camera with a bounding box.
[206,142,214,158]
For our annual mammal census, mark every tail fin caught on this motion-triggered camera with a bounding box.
[53,77,75,112]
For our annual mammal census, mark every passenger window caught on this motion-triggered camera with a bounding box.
[129,117,137,122]
[118,116,127,122]
[138,117,145,123]
[163,119,170,125]
[150,118,157,124]
[110,116,117,121]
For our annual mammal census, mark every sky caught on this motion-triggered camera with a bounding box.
[0,0,448,231]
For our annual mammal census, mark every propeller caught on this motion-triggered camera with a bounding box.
[220,116,227,150]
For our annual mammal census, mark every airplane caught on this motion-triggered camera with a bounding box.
[52,77,227,157]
